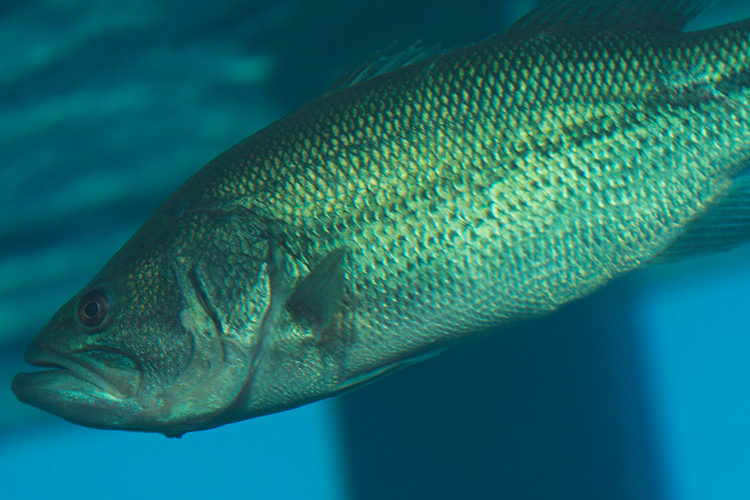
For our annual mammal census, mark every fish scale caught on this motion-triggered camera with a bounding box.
[12,0,750,435]
[170,11,750,377]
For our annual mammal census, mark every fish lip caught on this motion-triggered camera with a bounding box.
[22,349,138,399]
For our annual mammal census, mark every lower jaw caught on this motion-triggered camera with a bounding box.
[11,369,142,430]
[12,369,111,405]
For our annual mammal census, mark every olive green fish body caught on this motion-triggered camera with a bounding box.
[12,0,750,435]
[172,13,750,376]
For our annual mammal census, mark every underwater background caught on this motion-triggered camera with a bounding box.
[2,0,750,498]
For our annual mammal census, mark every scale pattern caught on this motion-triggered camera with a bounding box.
[173,19,750,375]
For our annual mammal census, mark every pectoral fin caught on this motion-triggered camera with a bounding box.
[286,249,347,341]
[651,178,750,264]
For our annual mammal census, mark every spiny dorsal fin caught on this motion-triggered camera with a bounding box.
[507,0,714,35]
[322,41,444,96]
[286,248,346,341]
[651,177,750,264]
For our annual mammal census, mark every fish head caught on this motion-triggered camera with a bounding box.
[12,202,396,435]
[11,208,272,436]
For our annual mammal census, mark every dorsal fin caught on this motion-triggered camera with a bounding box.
[506,0,715,35]
[322,41,444,96]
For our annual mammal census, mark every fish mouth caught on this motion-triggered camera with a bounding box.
[14,348,141,401]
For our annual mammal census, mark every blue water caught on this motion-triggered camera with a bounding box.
[2,1,750,499]
[1,400,347,499]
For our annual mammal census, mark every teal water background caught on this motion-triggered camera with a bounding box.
[2,1,750,498]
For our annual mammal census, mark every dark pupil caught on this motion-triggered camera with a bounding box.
[83,301,100,318]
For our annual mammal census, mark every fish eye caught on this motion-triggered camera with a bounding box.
[76,290,110,328]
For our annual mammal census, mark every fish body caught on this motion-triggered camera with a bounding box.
[12,0,750,435]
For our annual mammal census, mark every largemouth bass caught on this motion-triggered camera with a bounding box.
[12,0,750,436]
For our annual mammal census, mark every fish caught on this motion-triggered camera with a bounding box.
[11,0,750,437]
